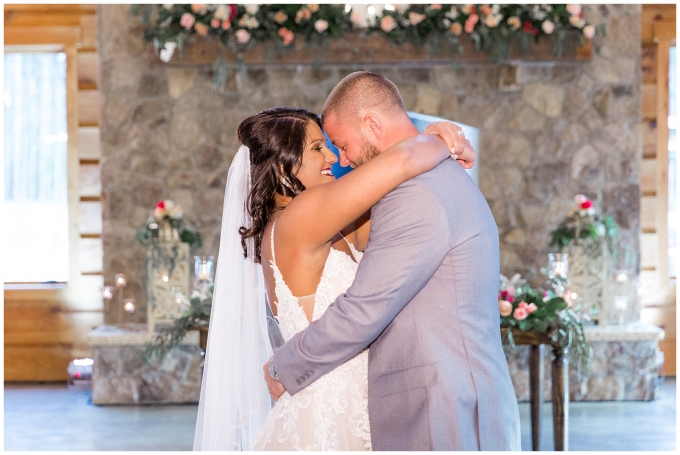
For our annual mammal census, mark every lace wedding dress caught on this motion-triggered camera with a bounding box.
[252,223,371,451]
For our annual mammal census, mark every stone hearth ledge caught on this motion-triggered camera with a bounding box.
[88,323,203,405]
[87,323,199,346]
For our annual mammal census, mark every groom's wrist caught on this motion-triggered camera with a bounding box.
[268,357,281,382]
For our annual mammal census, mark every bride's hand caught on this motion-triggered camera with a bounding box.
[423,121,476,169]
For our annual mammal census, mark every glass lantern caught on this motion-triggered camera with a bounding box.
[194,255,215,292]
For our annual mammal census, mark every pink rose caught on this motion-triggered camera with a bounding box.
[518,301,528,309]
[278,27,294,46]
[583,24,595,39]
[350,11,363,26]
[191,4,207,14]
[480,5,491,16]
[499,300,513,317]
[210,18,220,28]
[514,307,528,320]
[154,207,166,220]
[507,296,515,303]
[221,20,231,30]
[381,15,397,33]
[236,29,251,44]
[575,194,587,204]
[505,285,515,297]
[430,4,442,10]
[180,13,196,29]
[464,14,478,33]
[527,303,538,314]
[194,22,208,36]
[409,12,426,26]
[566,4,582,16]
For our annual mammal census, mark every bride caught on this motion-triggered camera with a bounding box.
[193,107,473,451]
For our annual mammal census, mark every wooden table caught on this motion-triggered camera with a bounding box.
[502,327,570,451]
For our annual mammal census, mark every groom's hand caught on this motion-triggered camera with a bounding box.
[263,359,286,401]
[423,121,476,169]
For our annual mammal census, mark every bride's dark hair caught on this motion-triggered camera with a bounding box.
[237,107,322,263]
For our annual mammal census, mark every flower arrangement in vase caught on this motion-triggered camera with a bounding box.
[499,273,592,372]
[136,199,202,249]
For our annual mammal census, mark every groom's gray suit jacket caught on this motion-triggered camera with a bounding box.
[274,158,521,450]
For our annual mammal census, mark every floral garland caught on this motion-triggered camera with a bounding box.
[371,4,603,60]
[549,194,619,254]
[131,4,604,64]
[499,273,592,372]
[131,4,354,62]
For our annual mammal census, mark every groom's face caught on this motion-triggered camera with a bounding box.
[324,113,381,169]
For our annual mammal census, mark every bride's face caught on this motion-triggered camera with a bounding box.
[293,121,338,189]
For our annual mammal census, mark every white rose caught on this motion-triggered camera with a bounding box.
[587,207,596,216]
[442,18,451,27]
[595,224,606,236]
[485,14,502,28]
[395,4,410,13]
[163,4,174,10]
[541,20,555,34]
[314,19,329,33]
[445,6,459,20]
[583,24,595,39]
[245,4,259,15]
[569,15,585,28]
[246,16,259,29]
[164,200,176,211]
[169,206,183,219]
[213,5,229,20]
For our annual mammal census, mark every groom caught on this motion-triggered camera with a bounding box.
[264,71,521,450]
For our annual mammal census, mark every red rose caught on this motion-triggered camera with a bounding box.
[581,200,593,209]
[523,20,533,32]
[469,5,476,15]
[156,201,165,209]
[228,4,238,21]
[533,28,539,35]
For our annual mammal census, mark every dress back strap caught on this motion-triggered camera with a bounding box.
[340,234,361,261]
[270,220,278,266]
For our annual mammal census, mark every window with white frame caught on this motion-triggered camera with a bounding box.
[3,52,69,282]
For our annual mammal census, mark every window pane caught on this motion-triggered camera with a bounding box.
[3,53,69,282]
[669,46,676,278]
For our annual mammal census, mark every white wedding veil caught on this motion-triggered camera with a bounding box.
[193,145,273,450]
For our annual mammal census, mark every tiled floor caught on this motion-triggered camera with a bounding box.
[4,378,676,451]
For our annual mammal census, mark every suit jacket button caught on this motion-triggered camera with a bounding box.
[309,370,314,375]
[296,379,301,385]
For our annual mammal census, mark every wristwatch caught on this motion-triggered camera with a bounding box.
[268,358,281,382]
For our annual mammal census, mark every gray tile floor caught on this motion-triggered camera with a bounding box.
[4,378,676,451]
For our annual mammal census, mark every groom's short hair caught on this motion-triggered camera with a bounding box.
[321,71,405,127]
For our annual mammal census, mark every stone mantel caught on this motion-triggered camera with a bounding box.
[584,324,665,342]
[151,31,592,67]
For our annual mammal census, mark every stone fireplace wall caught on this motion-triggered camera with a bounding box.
[99,5,641,322]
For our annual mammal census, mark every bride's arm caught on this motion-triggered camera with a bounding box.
[277,133,450,250]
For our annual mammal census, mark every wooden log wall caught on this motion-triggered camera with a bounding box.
[4,4,104,381]
[639,4,676,376]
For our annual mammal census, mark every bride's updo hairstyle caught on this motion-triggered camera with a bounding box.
[237,107,322,263]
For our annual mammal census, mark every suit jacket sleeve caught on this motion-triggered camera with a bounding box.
[273,180,450,395]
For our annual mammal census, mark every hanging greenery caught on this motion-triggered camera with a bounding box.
[130,4,605,65]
